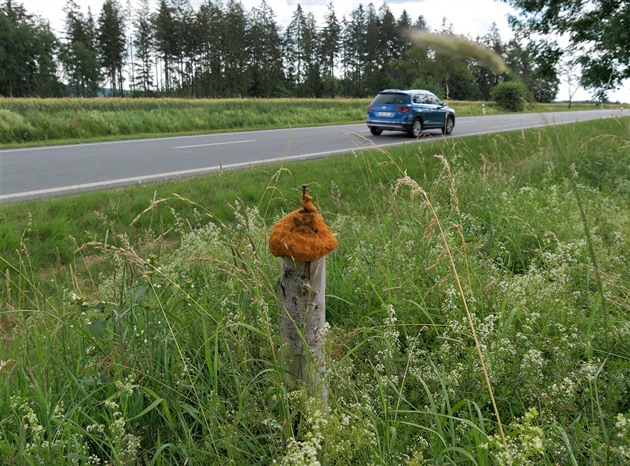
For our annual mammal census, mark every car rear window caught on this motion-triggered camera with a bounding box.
[372,93,408,105]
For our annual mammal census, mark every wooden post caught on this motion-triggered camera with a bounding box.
[269,185,338,403]
[278,255,327,401]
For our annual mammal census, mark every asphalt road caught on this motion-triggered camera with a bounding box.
[0,109,625,204]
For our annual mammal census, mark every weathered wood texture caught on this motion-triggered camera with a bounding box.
[278,256,327,401]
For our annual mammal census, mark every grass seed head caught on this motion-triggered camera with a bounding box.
[408,30,510,75]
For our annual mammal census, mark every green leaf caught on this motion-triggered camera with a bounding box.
[87,317,108,338]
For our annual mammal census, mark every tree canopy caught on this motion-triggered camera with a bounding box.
[502,0,630,99]
[0,0,63,97]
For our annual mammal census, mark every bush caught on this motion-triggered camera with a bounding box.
[491,81,530,112]
[0,109,38,143]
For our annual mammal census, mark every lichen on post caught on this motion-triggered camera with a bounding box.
[269,185,338,402]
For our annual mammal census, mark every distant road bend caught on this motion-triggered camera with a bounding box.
[0,109,625,204]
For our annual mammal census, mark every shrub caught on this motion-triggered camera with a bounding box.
[491,81,530,112]
[0,109,37,143]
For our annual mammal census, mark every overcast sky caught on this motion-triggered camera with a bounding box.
[23,0,518,38]
[18,0,630,102]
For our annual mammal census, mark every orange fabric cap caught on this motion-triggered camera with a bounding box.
[269,193,338,263]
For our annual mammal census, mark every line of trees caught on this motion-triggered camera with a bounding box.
[1,0,561,101]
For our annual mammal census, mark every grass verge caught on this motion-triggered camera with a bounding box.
[0,117,629,464]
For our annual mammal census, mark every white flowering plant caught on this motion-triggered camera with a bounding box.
[0,118,628,464]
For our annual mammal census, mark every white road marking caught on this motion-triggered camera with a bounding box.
[0,143,379,202]
[2,110,624,202]
[0,164,240,201]
[0,118,597,202]
[175,139,256,149]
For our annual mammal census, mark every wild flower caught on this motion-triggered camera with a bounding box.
[484,407,544,465]
[0,359,17,374]
[109,412,141,465]
[86,423,106,435]
[104,400,118,411]
[235,204,263,231]
[5,396,87,462]
[114,375,136,396]
[279,433,323,466]
[548,376,577,401]
[382,304,400,355]
[615,413,630,461]
[277,396,326,466]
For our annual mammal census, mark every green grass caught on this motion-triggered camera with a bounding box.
[0,117,629,464]
[0,97,621,147]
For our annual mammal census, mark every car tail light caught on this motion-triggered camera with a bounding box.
[396,106,411,113]
[368,105,375,110]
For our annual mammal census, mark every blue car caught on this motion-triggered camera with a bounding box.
[367,89,455,137]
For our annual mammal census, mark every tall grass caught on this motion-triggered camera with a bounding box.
[0,117,629,464]
[0,98,371,145]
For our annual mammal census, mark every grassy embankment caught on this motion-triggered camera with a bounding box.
[0,97,620,147]
[0,113,629,464]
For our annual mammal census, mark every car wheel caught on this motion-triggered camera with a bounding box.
[442,115,455,135]
[408,118,423,137]
[370,127,383,136]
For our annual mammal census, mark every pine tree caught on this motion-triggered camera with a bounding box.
[97,0,127,96]
[378,4,400,62]
[363,4,381,94]
[341,5,367,97]
[153,0,176,93]
[195,0,224,97]
[132,0,155,94]
[0,0,63,97]
[222,0,248,97]
[319,2,340,96]
[300,12,321,97]
[387,10,417,89]
[284,4,306,92]
[246,0,284,97]
[60,0,102,97]
[170,0,195,96]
